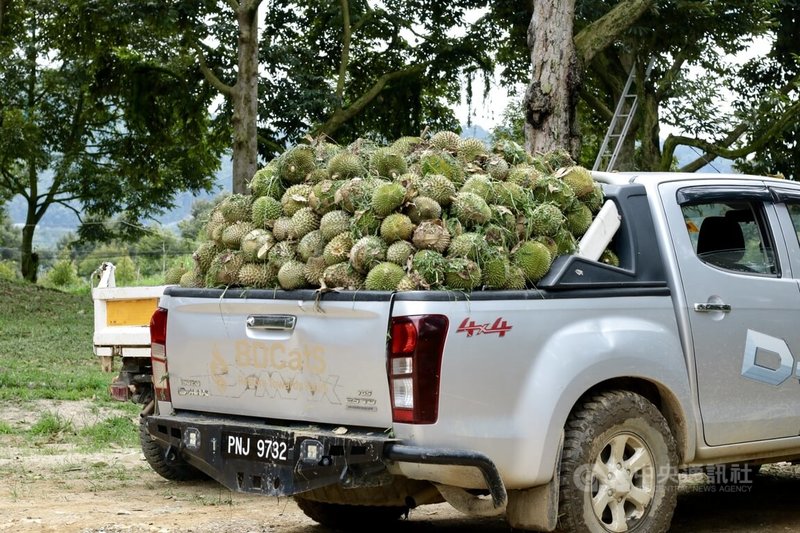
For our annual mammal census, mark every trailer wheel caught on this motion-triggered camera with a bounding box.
[557,390,678,533]
[295,497,408,530]
[139,417,205,481]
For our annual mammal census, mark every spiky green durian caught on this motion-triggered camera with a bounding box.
[277,145,316,184]
[507,164,543,189]
[323,232,353,266]
[565,202,593,237]
[460,175,494,201]
[179,268,204,288]
[277,260,308,290]
[349,236,388,273]
[365,262,406,291]
[529,203,566,238]
[291,207,320,240]
[386,240,416,266]
[222,221,255,249]
[484,154,510,181]
[482,253,511,289]
[281,184,313,217]
[493,139,529,166]
[165,265,188,285]
[503,265,527,290]
[335,177,373,213]
[483,223,516,249]
[252,196,283,229]
[600,249,620,267]
[371,181,407,216]
[238,262,278,289]
[309,180,341,215]
[297,230,326,262]
[405,196,442,224]
[411,249,447,287]
[206,251,245,287]
[312,140,343,168]
[391,136,422,156]
[371,148,408,179]
[452,192,492,227]
[328,151,365,180]
[420,151,465,186]
[219,194,253,223]
[445,258,482,290]
[412,220,451,253]
[193,241,221,274]
[240,229,275,262]
[493,181,529,210]
[267,241,297,270]
[533,176,577,211]
[351,209,381,237]
[490,204,517,232]
[533,235,559,258]
[585,183,605,213]
[306,168,331,184]
[447,232,488,261]
[319,210,352,240]
[204,209,226,241]
[417,174,456,206]
[380,213,415,243]
[558,166,595,199]
[272,217,294,241]
[249,164,284,199]
[457,137,487,163]
[396,272,426,291]
[553,228,577,255]
[430,131,461,152]
[542,148,575,172]
[322,262,364,290]
[305,256,327,287]
[512,241,552,283]
[444,216,464,239]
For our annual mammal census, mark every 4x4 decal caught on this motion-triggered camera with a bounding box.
[456,317,512,338]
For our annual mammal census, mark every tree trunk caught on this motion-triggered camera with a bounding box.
[231,2,260,194]
[524,0,581,158]
[20,188,38,282]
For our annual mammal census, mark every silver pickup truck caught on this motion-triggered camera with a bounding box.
[143,172,800,532]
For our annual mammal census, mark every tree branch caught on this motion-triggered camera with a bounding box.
[336,0,351,107]
[655,52,687,100]
[580,87,614,121]
[574,0,656,65]
[193,43,235,97]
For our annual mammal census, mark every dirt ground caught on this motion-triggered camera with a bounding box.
[3,401,800,532]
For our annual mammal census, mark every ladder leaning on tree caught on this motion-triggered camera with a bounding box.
[592,59,655,172]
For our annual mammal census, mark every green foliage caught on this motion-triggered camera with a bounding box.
[43,259,80,288]
[114,256,137,285]
[78,416,138,448]
[29,412,75,440]
[0,260,19,281]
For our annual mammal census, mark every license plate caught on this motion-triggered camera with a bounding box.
[221,431,292,464]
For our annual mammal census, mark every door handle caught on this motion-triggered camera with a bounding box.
[246,315,296,330]
[694,303,732,313]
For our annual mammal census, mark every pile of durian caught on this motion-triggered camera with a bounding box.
[170,132,614,292]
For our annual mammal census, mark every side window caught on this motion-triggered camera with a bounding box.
[682,201,777,275]
[787,203,800,246]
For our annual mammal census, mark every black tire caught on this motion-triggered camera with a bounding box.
[139,417,205,481]
[557,390,678,533]
[294,497,408,530]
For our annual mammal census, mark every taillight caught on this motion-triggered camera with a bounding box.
[388,315,448,424]
[150,307,171,402]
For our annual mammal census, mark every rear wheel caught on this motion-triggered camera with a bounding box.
[139,417,204,481]
[557,390,678,533]
[294,497,408,530]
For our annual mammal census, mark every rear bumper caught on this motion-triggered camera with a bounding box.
[146,413,506,509]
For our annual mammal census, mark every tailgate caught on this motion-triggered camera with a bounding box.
[163,288,394,427]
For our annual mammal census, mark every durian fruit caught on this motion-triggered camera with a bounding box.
[600,249,620,267]
[565,202,593,237]
[553,228,577,255]
[312,140,343,168]
[222,221,255,249]
[371,181,407,216]
[533,175,577,211]
[412,249,447,287]
[445,258,482,291]
[371,148,408,179]
[278,260,308,290]
[309,180,340,215]
[417,174,456,206]
[267,241,297,270]
[207,251,245,287]
[179,268,204,288]
[306,168,331,184]
[297,230,326,262]
[420,151,465,187]
[291,207,320,240]
[558,166,595,199]
[493,139,529,166]
[460,175,494,201]
[351,209,382,237]
[272,217,294,242]
[305,256,328,287]
[405,196,442,224]
[429,131,461,152]
[484,154,510,181]
[328,151,365,180]
[483,223,516,249]
[391,136,422,156]
[277,145,316,184]
[241,229,275,262]
[239,262,278,289]
[386,240,416,266]
[365,262,406,291]
[281,184,313,216]
[451,192,492,227]
[165,265,188,285]
[512,241,552,283]
[412,220,450,253]
[457,137,487,163]
[534,235,559,258]
[380,213,415,243]
[323,262,364,289]
[529,203,566,238]
[219,194,253,223]
[204,209,226,242]
[503,265,527,290]
[349,236,388,274]
[193,241,221,274]
[252,196,283,229]
[396,272,427,291]
[585,184,605,213]
[335,177,374,213]
[323,232,353,266]
[447,232,488,261]
[249,164,284,199]
[493,182,529,210]
[482,253,511,289]
[507,164,543,189]
[542,148,575,172]
[320,210,352,240]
